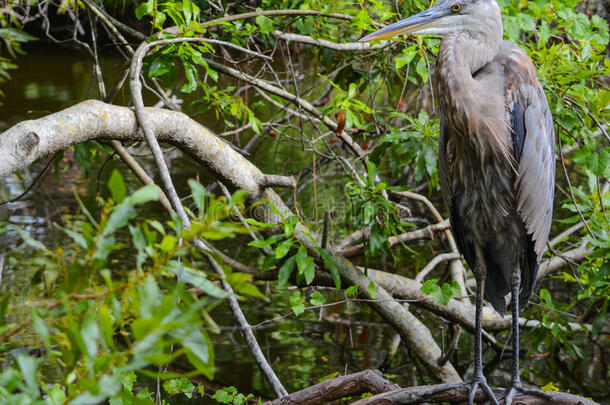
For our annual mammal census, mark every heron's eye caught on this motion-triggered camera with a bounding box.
[452,4,462,12]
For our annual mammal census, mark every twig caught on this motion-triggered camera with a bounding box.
[340,220,450,258]
[0,255,4,287]
[557,127,596,239]
[201,9,354,27]
[273,31,390,51]
[0,153,56,206]
[438,325,461,366]
[257,174,296,189]
[548,222,585,249]
[415,252,462,284]
[391,190,466,295]
[322,211,330,249]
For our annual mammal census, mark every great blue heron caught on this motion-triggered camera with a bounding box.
[361,0,555,404]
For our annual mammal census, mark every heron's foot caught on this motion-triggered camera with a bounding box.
[422,376,499,405]
[501,383,553,405]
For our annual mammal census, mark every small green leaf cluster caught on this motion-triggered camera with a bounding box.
[420,279,461,306]
[323,79,373,131]
[371,111,439,190]
[344,161,411,260]
[247,213,341,293]
[212,386,259,405]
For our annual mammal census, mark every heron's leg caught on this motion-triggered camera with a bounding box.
[502,264,552,405]
[422,246,499,405]
[468,245,499,405]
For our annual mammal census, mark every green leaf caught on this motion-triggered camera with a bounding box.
[278,255,297,287]
[395,46,417,69]
[188,179,207,215]
[289,291,305,316]
[213,387,237,403]
[317,248,341,289]
[449,280,462,299]
[296,245,315,284]
[541,382,560,392]
[255,12,273,34]
[345,284,358,298]
[62,227,88,249]
[420,279,448,305]
[182,0,193,24]
[16,354,39,393]
[135,0,154,19]
[128,185,160,205]
[108,169,127,203]
[275,238,293,259]
[367,281,376,300]
[164,378,195,398]
[168,264,228,299]
[31,310,50,350]
[248,234,282,248]
[182,62,198,93]
[416,57,429,83]
[310,291,326,306]
[11,225,47,251]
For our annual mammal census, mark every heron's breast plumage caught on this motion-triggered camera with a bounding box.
[434,34,543,313]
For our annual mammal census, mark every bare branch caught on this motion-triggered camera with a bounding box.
[273,31,390,51]
[130,38,288,397]
[257,174,297,189]
[415,252,462,284]
[340,220,451,258]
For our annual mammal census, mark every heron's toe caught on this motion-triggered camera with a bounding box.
[501,384,552,405]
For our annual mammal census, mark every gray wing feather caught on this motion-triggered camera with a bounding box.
[515,84,555,260]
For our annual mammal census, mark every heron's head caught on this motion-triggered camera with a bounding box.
[360,0,502,42]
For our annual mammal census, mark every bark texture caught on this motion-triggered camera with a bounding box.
[263,370,399,405]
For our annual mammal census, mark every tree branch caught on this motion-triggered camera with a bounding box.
[263,369,399,405]
[350,385,599,405]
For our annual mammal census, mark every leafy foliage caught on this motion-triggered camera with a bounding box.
[0,175,257,403]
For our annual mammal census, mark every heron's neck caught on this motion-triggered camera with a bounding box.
[435,32,511,161]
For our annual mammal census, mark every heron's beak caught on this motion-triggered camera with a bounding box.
[360,7,450,42]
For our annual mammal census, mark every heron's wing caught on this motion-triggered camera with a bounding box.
[504,44,556,260]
